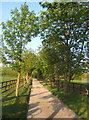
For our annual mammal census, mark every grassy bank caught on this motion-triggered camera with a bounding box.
[2,79,32,119]
[41,82,89,120]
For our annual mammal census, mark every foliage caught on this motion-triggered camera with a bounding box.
[38,2,89,95]
[1,2,39,72]
[21,49,37,76]
[38,47,56,82]
[39,2,88,80]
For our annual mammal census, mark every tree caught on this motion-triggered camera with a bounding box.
[1,3,39,96]
[39,2,88,95]
[38,45,59,85]
[21,49,37,84]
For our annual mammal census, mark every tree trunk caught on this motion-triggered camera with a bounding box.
[64,80,68,96]
[64,74,69,96]
[50,79,52,87]
[23,76,26,87]
[45,79,47,85]
[26,73,29,83]
[16,72,20,97]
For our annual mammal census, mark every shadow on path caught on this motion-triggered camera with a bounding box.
[30,91,49,97]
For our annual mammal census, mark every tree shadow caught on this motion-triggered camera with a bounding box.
[2,94,30,118]
[42,94,54,99]
[27,102,40,118]
[30,91,49,97]
[2,84,31,119]
[46,101,65,119]
[40,93,66,118]
[40,90,86,119]
[45,84,88,119]
[2,102,28,119]
[2,84,23,100]
[60,92,88,120]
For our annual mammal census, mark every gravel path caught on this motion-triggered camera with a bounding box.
[27,78,82,119]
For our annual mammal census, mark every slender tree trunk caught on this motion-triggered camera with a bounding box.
[50,79,52,87]
[51,64,55,87]
[16,72,20,97]
[64,74,69,96]
[45,78,47,85]
[26,72,29,83]
[64,80,68,96]
[23,76,26,86]
[63,35,70,96]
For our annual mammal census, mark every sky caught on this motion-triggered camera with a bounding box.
[0,0,55,67]
[0,2,46,52]
[0,0,88,52]
[0,0,88,51]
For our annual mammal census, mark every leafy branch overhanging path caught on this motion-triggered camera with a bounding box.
[27,79,82,119]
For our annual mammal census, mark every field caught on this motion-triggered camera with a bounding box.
[41,82,89,120]
[2,78,32,119]
[72,73,89,84]
[0,76,17,82]
[59,73,89,84]
[59,79,89,85]
[72,78,89,84]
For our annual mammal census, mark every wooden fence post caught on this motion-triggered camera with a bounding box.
[87,86,89,97]
[5,82,7,91]
[80,84,82,94]
[73,83,75,92]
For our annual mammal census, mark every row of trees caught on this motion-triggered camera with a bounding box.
[1,2,89,96]
[37,2,89,95]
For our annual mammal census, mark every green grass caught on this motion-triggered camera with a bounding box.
[71,79,89,85]
[41,82,89,120]
[59,79,89,85]
[0,76,17,82]
[2,79,32,119]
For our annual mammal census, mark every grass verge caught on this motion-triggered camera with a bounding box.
[2,79,32,119]
[41,82,89,120]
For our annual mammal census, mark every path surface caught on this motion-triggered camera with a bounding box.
[27,79,81,119]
